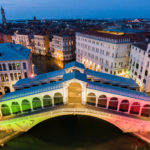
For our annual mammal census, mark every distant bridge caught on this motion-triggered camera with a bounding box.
[0,61,150,144]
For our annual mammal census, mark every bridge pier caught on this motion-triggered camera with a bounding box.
[0,130,22,146]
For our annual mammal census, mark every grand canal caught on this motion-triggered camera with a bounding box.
[1,55,150,150]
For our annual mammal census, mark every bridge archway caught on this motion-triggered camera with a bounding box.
[54,93,63,105]
[141,104,150,117]
[43,95,52,107]
[87,93,96,106]
[22,100,31,112]
[108,97,118,110]
[98,95,107,108]
[68,82,82,104]
[11,102,21,114]
[32,97,42,110]
[130,102,140,115]
[1,104,11,116]
[119,100,129,112]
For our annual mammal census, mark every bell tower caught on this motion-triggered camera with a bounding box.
[1,6,7,27]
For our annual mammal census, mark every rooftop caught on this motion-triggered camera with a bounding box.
[1,69,150,102]
[1,81,63,101]
[0,43,31,61]
[87,81,150,101]
[85,69,138,87]
[133,42,148,51]
[104,28,145,34]
[64,61,85,70]
[15,69,65,88]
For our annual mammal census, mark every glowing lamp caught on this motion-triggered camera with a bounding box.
[30,74,35,78]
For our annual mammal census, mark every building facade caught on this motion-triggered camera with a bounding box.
[12,33,31,49]
[50,34,75,61]
[129,42,150,93]
[76,31,131,76]
[0,43,34,95]
[33,35,50,55]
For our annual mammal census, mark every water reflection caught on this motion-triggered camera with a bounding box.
[2,116,149,150]
[32,55,72,75]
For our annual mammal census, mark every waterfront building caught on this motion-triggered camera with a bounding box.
[76,29,146,76]
[12,32,31,49]
[129,42,150,93]
[50,34,75,61]
[33,35,50,55]
[0,43,34,95]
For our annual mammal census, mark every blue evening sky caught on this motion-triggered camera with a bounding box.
[0,0,149,19]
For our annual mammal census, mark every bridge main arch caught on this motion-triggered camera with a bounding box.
[0,105,146,134]
[0,105,150,144]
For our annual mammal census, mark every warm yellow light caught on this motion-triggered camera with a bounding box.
[97,30,125,36]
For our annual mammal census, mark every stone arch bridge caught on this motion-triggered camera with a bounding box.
[0,61,150,144]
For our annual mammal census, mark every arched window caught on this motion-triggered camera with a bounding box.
[11,102,21,114]
[98,95,107,108]
[14,73,18,80]
[43,95,52,107]
[1,104,11,116]
[8,63,12,70]
[4,86,10,94]
[119,100,129,112]
[130,102,140,115]
[108,97,118,110]
[86,93,96,106]
[32,97,42,110]
[54,93,63,106]
[22,100,31,112]
[141,104,150,117]
[5,74,8,81]
[10,73,14,81]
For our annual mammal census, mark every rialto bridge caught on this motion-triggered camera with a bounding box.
[0,61,150,144]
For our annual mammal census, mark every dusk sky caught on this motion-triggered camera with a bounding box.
[0,0,150,19]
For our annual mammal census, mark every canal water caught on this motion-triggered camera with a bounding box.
[2,55,150,150]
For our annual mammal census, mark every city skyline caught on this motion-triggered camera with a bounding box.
[0,0,150,19]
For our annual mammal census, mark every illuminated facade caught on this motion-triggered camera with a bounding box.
[129,42,150,93]
[50,34,75,61]
[33,35,50,55]
[12,32,31,49]
[0,43,34,95]
[76,31,131,76]
[0,62,150,143]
